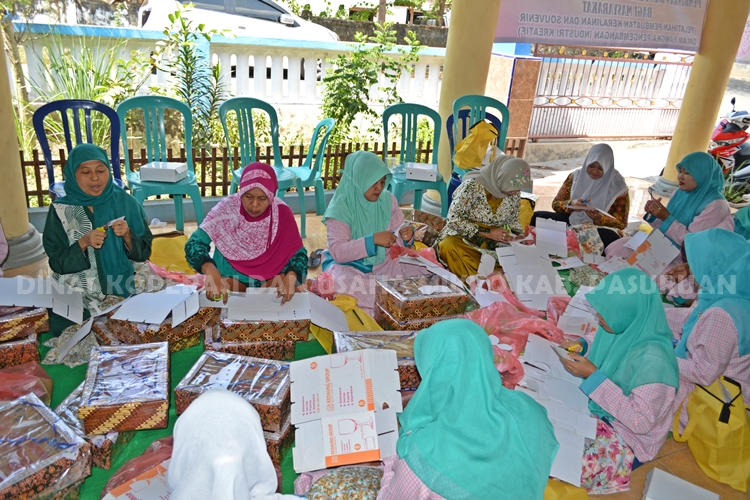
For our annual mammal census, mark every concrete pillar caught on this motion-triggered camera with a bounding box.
[0,32,45,271]
[652,0,750,196]
[422,0,502,213]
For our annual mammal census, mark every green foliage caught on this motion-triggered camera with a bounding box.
[320,22,421,143]
[724,172,749,203]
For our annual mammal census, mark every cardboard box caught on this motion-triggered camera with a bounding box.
[375,274,470,322]
[0,277,83,325]
[55,382,135,470]
[0,393,91,500]
[334,331,421,390]
[642,468,719,500]
[174,351,291,432]
[374,303,462,331]
[204,323,296,360]
[0,307,49,342]
[96,315,203,353]
[290,350,402,473]
[265,412,294,466]
[217,311,310,342]
[0,333,40,369]
[91,317,123,347]
[78,343,170,435]
[102,459,170,500]
[139,161,188,183]
[405,162,438,182]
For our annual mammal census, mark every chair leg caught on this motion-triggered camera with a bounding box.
[314,178,326,215]
[438,183,449,218]
[132,188,146,206]
[174,195,185,232]
[188,186,205,226]
[295,178,306,239]
[413,189,423,211]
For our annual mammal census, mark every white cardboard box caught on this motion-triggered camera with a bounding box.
[0,277,84,324]
[642,468,719,500]
[404,162,438,182]
[140,161,188,183]
[111,284,199,327]
[290,350,402,472]
[625,230,680,278]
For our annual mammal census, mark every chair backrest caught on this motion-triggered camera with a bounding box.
[304,118,336,177]
[116,96,195,180]
[382,103,441,164]
[451,94,510,155]
[446,109,503,158]
[218,97,282,168]
[32,99,122,185]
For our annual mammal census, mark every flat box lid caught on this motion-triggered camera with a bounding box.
[404,162,437,171]
[141,162,188,173]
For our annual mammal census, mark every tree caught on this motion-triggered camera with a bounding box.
[377,0,387,23]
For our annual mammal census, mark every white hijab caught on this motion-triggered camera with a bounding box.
[168,390,300,500]
[464,155,532,199]
[569,144,628,225]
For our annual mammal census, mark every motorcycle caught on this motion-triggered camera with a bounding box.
[709,97,750,176]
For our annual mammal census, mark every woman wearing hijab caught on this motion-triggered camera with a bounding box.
[560,268,680,494]
[169,390,300,500]
[42,144,152,335]
[436,155,532,277]
[532,143,629,249]
[186,163,307,304]
[664,229,750,430]
[377,319,558,499]
[734,206,750,240]
[321,151,423,315]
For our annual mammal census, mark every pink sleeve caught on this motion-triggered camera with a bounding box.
[388,194,405,232]
[326,219,371,263]
[590,381,675,435]
[677,307,739,387]
[664,200,733,247]
[665,307,694,341]
[378,456,445,500]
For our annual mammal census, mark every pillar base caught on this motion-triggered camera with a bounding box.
[650,176,679,199]
[420,192,443,216]
[3,224,46,270]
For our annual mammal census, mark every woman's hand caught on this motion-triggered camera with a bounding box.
[645,197,670,220]
[561,339,584,354]
[570,198,588,208]
[269,272,297,305]
[666,263,691,283]
[559,353,597,378]
[203,264,229,304]
[111,219,132,251]
[373,231,397,248]
[585,208,603,224]
[478,227,516,243]
[78,229,106,251]
[399,225,414,242]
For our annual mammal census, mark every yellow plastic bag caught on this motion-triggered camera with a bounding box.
[453,120,498,171]
[309,294,382,353]
[673,376,750,492]
[544,479,588,500]
[149,232,194,274]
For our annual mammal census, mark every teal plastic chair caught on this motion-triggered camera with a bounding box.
[219,97,306,238]
[116,96,205,232]
[451,95,510,178]
[283,118,335,215]
[382,103,448,217]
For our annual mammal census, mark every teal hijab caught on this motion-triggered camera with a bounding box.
[54,144,146,296]
[322,151,392,267]
[662,153,725,242]
[397,319,558,500]
[679,229,750,358]
[734,207,750,240]
[585,268,679,420]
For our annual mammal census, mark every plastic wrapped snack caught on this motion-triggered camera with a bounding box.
[375,274,470,321]
[174,351,290,432]
[334,331,421,390]
[0,333,40,369]
[204,323,296,360]
[216,310,310,343]
[55,383,135,470]
[374,303,463,331]
[0,361,53,406]
[78,343,169,435]
[0,393,91,499]
[105,307,218,346]
[0,307,49,342]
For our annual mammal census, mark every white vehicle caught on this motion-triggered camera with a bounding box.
[139,0,339,41]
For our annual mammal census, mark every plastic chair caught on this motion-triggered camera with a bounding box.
[450,95,510,177]
[32,99,124,199]
[283,118,335,216]
[116,96,205,232]
[219,97,307,237]
[382,103,448,217]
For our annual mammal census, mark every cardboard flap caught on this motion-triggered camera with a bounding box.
[225,289,312,322]
[308,293,348,332]
[111,284,197,325]
[0,277,83,323]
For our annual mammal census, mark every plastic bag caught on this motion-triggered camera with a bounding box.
[101,436,173,499]
[148,261,205,287]
[472,272,545,318]
[465,301,565,345]
[387,244,442,266]
[453,120,499,170]
[0,361,53,405]
[546,296,572,324]
[308,271,335,300]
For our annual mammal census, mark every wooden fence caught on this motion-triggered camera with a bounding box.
[21,138,527,208]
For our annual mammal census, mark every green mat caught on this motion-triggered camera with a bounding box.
[38,334,328,499]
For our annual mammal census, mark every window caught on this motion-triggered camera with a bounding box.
[192,0,226,13]
[233,0,285,20]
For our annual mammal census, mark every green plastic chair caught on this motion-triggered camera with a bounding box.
[283,118,335,215]
[219,97,306,238]
[382,103,448,217]
[116,96,205,232]
[451,95,511,177]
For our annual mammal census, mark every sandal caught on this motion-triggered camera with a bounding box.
[308,248,325,268]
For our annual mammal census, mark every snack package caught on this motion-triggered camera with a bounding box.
[333,331,420,390]
[0,361,53,405]
[0,307,49,342]
[0,333,40,369]
[204,323,296,360]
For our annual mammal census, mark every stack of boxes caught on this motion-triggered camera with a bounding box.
[0,306,49,369]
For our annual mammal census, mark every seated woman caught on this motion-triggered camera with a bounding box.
[532,143,629,250]
[378,319,558,499]
[607,152,734,302]
[665,229,750,430]
[561,268,679,494]
[321,151,423,315]
[43,144,152,335]
[186,163,307,304]
[437,155,532,277]
[734,206,750,239]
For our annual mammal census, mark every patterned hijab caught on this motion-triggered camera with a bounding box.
[200,163,303,281]
[569,143,628,225]
[464,155,531,199]
[665,152,725,231]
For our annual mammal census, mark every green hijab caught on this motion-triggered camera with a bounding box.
[397,319,558,500]
[322,151,392,267]
[734,206,750,240]
[585,268,679,420]
[54,144,146,296]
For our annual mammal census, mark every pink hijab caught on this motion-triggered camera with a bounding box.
[200,163,303,281]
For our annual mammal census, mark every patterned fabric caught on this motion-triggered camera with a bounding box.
[552,173,630,230]
[573,223,605,256]
[569,265,607,287]
[303,467,383,500]
[581,418,635,494]
[378,456,444,499]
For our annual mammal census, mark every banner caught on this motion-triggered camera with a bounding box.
[495,0,708,52]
